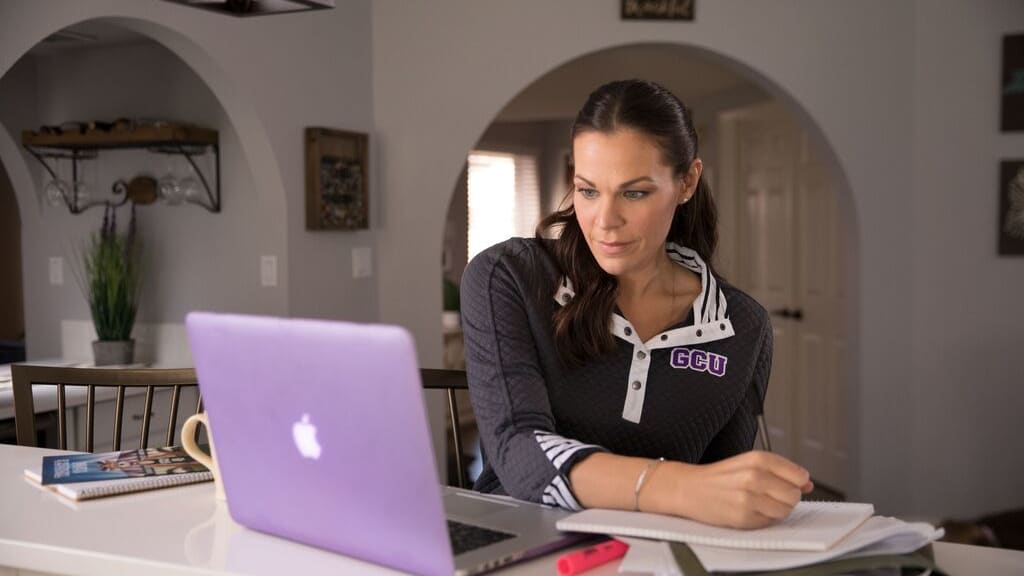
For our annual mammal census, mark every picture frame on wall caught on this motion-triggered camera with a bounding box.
[305,127,368,231]
[999,160,1024,256]
[1001,34,1024,131]
[621,0,694,21]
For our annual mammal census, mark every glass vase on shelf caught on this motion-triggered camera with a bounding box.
[42,159,70,208]
[179,160,202,204]
[157,160,184,205]
[72,157,93,207]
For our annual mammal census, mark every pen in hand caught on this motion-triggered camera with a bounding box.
[757,413,772,452]
[556,539,629,576]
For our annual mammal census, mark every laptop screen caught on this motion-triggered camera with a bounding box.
[187,312,456,576]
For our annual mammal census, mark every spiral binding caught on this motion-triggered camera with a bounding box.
[57,471,214,501]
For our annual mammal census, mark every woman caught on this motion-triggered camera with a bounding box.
[461,79,812,529]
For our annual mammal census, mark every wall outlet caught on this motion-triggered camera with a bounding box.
[352,246,373,279]
[260,255,278,287]
[49,257,64,286]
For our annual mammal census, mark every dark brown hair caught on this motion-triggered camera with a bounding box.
[537,79,718,365]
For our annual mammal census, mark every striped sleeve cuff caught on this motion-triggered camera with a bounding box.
[534,431,604,511]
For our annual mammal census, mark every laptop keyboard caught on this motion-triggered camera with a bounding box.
[447,520,516,555]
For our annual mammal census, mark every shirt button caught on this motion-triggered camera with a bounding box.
[624,327,632,336]
[631,381,642,390]
[660,334,668,341]
[696,329,703,337]
[720,323,726,331]
[561,293,571,303]
[636,351,647,360]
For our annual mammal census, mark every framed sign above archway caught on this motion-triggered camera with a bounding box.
[621,0,694,21]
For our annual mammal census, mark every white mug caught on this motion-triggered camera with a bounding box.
[182,413,226,501]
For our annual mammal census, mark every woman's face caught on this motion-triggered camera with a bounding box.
[572,129,700,279]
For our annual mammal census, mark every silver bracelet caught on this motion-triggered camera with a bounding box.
[632,457,665,512]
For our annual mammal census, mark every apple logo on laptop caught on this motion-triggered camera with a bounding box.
[292,414,322,460]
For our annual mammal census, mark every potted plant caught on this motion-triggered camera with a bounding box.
[82,204,142,366]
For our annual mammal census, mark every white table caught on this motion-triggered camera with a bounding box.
[1,445,1021,575]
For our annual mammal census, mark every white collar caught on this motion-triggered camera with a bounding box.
[553,243,734,349]
[555,244,728,320]
[663,242,729,325]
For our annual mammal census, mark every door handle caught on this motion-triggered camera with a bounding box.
[771,308,804,321]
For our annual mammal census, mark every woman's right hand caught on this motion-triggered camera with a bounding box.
[644,451,813,529]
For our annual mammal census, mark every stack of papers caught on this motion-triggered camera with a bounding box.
[617,517,942,574]
[556,502,944,574]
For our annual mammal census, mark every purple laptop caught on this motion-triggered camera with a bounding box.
[186,312,582,576]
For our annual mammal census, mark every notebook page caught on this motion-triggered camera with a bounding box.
[556,501,874,551]
[618,516,942,573]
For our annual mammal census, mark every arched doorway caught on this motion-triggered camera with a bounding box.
[0,17,288,362]
[440,43,858,494]
[0,159,25,363]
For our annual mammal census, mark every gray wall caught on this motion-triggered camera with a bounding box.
[0,0,374,361]
[910,1,1024,518]
[8,40,288,356]
[372,0,1024,520]
[1,0,1022,520]
[0,41,286,359]
[0,45,41,350]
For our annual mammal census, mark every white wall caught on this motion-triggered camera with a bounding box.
[373,0,903,513]
[0,50,45,352]
[911,0,1024,518]
[373,0,1024,519]
[0,0,375,361]
[1,0,1021,520]
[1,41,286,361]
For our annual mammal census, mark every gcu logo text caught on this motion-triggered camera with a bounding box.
[670,347,727,377]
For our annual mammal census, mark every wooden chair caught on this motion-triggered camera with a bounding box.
[12,364,202,452]
[14,365,469,480]
[420,368,473,489]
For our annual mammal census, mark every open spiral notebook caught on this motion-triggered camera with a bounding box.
[556,501,875,552]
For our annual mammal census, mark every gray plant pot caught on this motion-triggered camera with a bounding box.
[92,340,135,366]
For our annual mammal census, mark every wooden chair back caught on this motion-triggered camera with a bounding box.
[420,368,472,488]
[13,365,471,483]
[12,364,201,452]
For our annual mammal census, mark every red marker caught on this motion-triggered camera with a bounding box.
[556,539,629,576]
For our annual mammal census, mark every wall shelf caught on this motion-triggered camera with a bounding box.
[21,122,220,214]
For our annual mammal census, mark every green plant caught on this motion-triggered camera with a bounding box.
[82,205,142,342]
[442,277,460,312]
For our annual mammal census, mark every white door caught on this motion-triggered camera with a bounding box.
[718,103,848,493]
[794,145,848,491]
[734,110,800,464]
